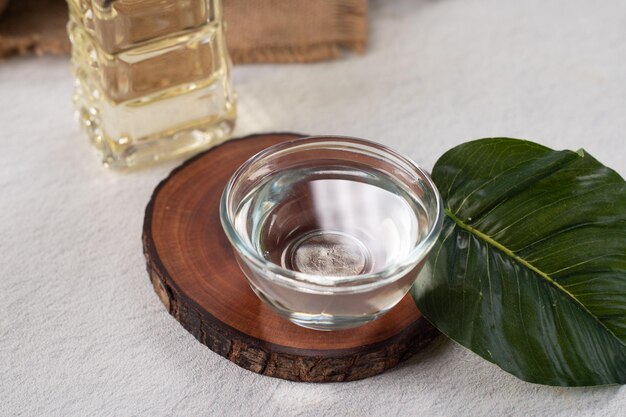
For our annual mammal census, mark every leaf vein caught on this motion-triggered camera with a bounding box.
[492,183,615,239]
[444,208,626,349]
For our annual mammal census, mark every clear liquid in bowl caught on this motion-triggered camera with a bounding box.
[236,164,429,284]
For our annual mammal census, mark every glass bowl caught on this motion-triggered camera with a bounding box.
[220,136,442,330]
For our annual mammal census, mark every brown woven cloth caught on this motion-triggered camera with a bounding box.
[0,0,367,63]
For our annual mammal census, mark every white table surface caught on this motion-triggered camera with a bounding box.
[2,0,625,415]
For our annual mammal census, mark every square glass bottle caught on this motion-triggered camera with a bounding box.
[67,0,236,169]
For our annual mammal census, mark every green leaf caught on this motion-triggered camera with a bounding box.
[412,138,626,386]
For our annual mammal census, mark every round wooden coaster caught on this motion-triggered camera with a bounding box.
[142,133,438,382]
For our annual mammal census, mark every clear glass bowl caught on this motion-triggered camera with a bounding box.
[220,136,443,330]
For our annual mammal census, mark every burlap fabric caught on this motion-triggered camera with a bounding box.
[0,0,367,63]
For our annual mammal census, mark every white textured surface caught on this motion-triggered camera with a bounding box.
[1,0,625,415]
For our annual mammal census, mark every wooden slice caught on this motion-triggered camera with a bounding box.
[142,133,438,382]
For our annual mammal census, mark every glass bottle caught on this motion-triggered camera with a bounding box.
[67,0,236,169]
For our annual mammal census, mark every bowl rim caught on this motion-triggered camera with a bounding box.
[219,135,443,293]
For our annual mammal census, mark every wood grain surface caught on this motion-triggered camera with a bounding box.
[142,132,438,382]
